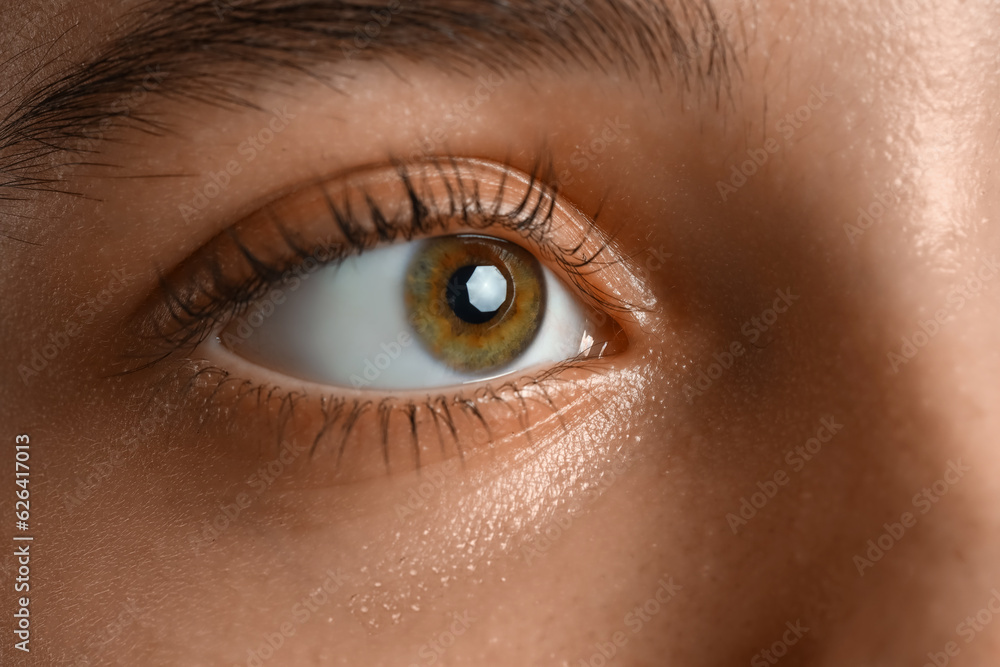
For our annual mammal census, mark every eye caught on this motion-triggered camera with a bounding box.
[129,158,641,478]
[221,232,605,389]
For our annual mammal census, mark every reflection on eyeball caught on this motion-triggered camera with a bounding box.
[405,235,545,373]
[222,234,609,390]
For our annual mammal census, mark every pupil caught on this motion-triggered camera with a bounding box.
[446,264,508,324]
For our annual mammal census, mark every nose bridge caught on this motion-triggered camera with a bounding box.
[712,51,1000,659]
[816,84,1000,658]
[812,0,1000,650]
[817,273,1000,665]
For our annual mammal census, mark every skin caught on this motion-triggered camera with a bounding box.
[2,1,1000,665]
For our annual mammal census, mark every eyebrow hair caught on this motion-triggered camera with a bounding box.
[0,0,738,196]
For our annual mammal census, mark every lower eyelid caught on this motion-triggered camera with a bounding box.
[157,352,618,485]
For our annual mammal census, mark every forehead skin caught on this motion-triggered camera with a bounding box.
[2,1,1000,666]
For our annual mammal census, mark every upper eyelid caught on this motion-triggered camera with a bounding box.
[120,157,652,373]
[275,157,652,316]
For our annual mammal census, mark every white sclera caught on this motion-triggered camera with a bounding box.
[227,239,593,390]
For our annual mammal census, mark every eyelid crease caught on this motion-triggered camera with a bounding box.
[119,156,653,375]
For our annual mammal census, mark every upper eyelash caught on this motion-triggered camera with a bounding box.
[124,155,633,373]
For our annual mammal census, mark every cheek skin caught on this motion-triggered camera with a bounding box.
[33,367,657,664]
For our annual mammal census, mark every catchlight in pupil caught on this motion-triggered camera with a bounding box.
[446,265,509,325]
[406,235,546,373]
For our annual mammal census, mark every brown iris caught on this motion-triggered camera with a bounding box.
[405,235,546,373]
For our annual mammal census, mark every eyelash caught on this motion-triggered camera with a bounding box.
[136,156,626,366]
[170,355,592,473]
[125,156,631,473]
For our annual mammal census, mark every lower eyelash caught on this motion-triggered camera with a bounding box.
[152,354,607,477]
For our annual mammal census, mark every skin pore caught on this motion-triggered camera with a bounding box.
[2,0,1000,665]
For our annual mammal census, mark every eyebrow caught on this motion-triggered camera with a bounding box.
[0,0,737,195]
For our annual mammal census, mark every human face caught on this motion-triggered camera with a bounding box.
[2,1,1000,665]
